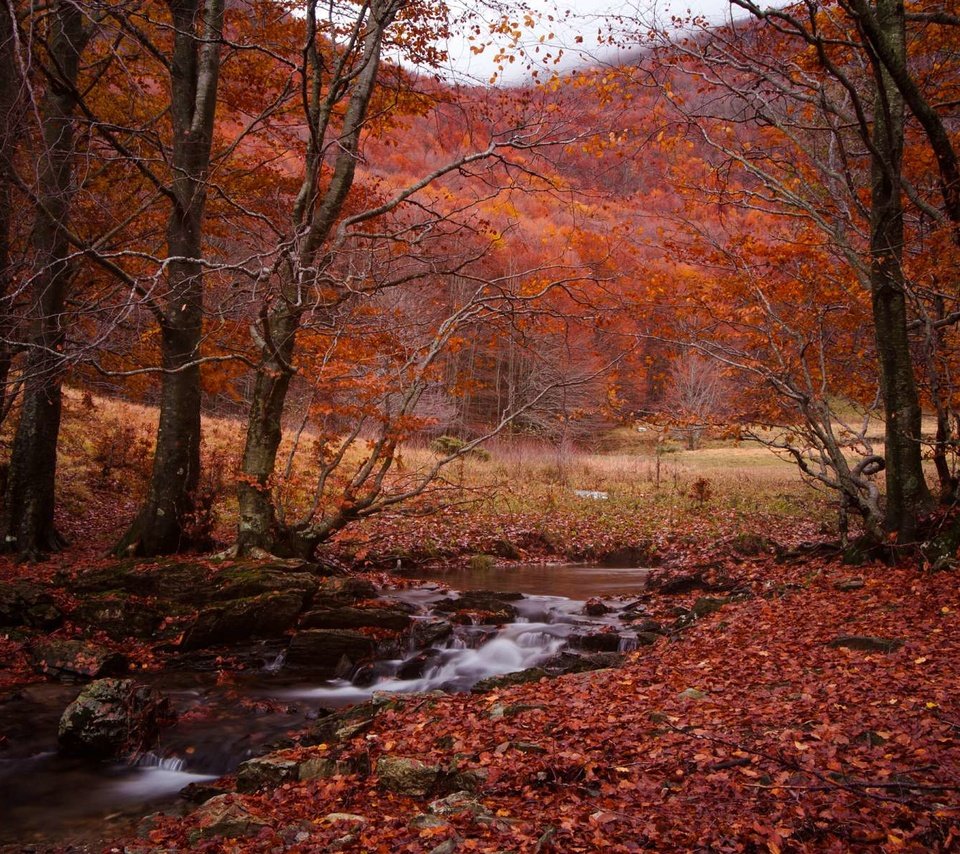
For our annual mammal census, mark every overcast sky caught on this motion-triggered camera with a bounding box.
[434,0,746,83]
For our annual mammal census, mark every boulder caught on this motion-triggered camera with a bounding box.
[0,581,61,630]
[181,590,305,650]
[411,618,454,648]
[304,696,401,746]
[583,598,610,616]
[434,591,520,623]
[192,794,272,839]
[571,631,622,652]
[209,565,318,604]
[58,678,176,759]
[30,638,128,681]
[376,756,443,797]
[72,593,163,640]
[236,754,301,793]
[299,605,412,632]
[284,629,377,677]
[312,577,378,607]
[398,649,444,680]
[544,651,626,674]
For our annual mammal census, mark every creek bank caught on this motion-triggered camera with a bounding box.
[1,554,788,848]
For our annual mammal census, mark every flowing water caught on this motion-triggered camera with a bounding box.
[0,563,650,846]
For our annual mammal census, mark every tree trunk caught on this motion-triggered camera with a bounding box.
[2,1,89,559]
[868,0,930,543]
[234,0,395,557]
[114,0,223,556]
[236,306,298,554]
[0,2,17,422]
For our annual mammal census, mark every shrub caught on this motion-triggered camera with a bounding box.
[429,435,490,461]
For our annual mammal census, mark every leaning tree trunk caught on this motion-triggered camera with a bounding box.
[234,0,396,558]
[1,1,89,559]
[114,0,223,556]
[868,0,930,543]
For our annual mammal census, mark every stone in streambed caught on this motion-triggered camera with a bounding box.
[284,629,377,677]
[299,605,412,631]
[181,590,305,650]
[58,677,175,759]
[411,618,454,648]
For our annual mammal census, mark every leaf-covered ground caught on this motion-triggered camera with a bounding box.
[112,556,960,853]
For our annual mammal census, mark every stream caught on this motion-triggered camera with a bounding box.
[0,563,651,847]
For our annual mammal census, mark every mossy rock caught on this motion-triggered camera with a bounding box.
[72,593,163,640]
[0,580,61,630]
[181,590,307,650]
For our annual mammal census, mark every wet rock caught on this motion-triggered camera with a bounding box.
[434,591,520,623]
[180,779,233,804]
[471,667,548,693]
[304,696,402,745]
[284,629,377,677]
[181,590,305,650]
[623,617,664,634]
[398,649,444,680]
[583,598,610,616]
[29,638,128,681]
[192,793,272,839]
[58,678,175,758]
[411,618,454,648]
[72,593,163,640]
[377,755,443,797]
[827,635,903,653]
[0,581,61,630]
[571,631,622,652]
[299,605,412,632]
[545,651,625,674]
[236,754,301,792]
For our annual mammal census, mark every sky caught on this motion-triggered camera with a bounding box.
[436,0,748,84]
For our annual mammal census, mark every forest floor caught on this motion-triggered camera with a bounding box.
[1,397,958,851]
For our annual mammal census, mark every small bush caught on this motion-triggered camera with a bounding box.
[430,435,490,461]
[468,554,495,571]
[690,477,713,506]
[90,422,152,488]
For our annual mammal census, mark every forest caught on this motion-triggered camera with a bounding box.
[0,0,959,851]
